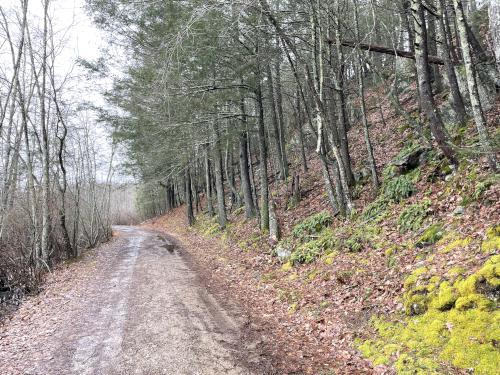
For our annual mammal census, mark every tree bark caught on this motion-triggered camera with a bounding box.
[337,40,446,65]
[259,0,353,214]
[212,120,227,228]
[274,41,289,180]
[204,144,214,216]
[453,0,497,170]
[437,0,467,124]
[255,63,270,231]
[332,9,354,186]
[294,88,309,172]
[185,169,194,226]
[411,0,457,165]
[40,0,51,268]
[266,64,286,180]
[354,0,379,191]
[239,98,256,218]
[490,0,500,75]
[225,137,241,209]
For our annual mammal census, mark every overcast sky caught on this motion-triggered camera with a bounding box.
[1,0,132,181]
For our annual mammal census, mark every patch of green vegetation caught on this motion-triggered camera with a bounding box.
[358,255,500,374]
[460,171,499,206]
[261,271,277,283]
[382,164,398,180]
[277,288,301,308]
[194,214,222,236]
[321,251,338,265]
[281,261,293,272]
[238,233,263,252]
[481,225,500,254]
[336,269,355,284]
[385,245,401,268]
[341,224,381,253]
[383,174,416,202]
[306,268,321,282]
[402,266,436,315]
[290,229,337,265]
[384,245,399,257]
[288,302,298,314]
[292,211,333,239]
[416,223,444,247]
[398,199,431,232]
[438,234,472,254]
[446,267,466,278]
[361,197,390,222]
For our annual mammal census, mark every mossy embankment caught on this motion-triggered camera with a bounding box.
[148,106,500,374]
[180,148,500,374]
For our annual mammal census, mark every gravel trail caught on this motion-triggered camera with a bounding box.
[0,226,268,375]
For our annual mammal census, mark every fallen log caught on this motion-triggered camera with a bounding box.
[329,40,446,66]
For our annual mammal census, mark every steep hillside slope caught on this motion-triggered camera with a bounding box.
[148,95,499,374]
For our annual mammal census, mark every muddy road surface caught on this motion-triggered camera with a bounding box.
[0,226,271,375]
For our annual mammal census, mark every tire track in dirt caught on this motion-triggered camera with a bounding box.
[0,226,272,375]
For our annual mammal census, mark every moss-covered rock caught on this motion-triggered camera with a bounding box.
[429,281,457,311]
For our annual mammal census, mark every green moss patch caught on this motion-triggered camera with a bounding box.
[437,233,473,254]
[416,223,444,247]
[481,225,500,254]
[358,255,500,374]
[194,214,222,236]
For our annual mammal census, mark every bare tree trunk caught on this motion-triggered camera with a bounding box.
[247,135,260,223]
[255,59,270,231]
[437,0,467,124]
[490,0,500,75]
[40,0,51,268]
[354,0,379,191]
[427,10,443,92]
[212,120,227,228]
[411,0,457,165]
[294,88,308,172]
[259,0,352,214]
[268,199,280,242]
[185,169,194,226]
[204,144,214,216]
[332,7,354,186]
[453,0,497,170]
[239,97,256,218]
[274,40,289,180]
[225,137,241,209]
[266,64,286,180]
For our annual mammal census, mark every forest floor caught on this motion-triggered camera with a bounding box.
[0,226,275,375]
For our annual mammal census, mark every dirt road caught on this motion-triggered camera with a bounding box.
[0,226,270,375]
